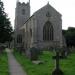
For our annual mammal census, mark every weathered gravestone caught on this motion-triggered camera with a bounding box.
[61,47,70,58]
[52,51,64,75]
[26,47,42,60]
[32,60,44,65]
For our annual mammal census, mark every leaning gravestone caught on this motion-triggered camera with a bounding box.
[26,47,42,60]
[52,51,64,75]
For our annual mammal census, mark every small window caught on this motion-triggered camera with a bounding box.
[22,9,25,15]
[30,29,32,37]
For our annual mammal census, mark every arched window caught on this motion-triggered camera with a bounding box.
[43,21,53,41]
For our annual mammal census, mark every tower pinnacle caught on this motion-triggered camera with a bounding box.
[29,0,30,5]
[17,0,19,2]
[47,1,49,5]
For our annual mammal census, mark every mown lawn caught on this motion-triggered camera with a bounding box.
[0,51,9,75]
[14,51,75,75]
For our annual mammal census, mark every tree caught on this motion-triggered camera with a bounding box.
[0,0,13,43]
[63,27,75,47]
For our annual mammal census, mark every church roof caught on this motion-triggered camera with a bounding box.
[33,3,61,16]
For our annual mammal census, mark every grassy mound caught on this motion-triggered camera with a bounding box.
[14,51,75,75]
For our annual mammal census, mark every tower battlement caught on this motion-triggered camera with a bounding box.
[17,1,30,6]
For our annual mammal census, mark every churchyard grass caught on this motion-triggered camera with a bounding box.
[0,51,9,75]
[14,50,75,75]
[60,53,75,75]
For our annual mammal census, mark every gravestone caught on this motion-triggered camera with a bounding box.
[32,60,44,65]
[61,47,70,58]
[27,47,42,60]
[52,51,64,75]
[61,49,67,58]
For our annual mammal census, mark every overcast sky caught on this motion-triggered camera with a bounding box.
[2,0,75,29]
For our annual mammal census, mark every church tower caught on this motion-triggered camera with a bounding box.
[15,0,30,30]
[14,0,30,48]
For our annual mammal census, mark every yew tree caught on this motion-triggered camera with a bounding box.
[0,0,13,43]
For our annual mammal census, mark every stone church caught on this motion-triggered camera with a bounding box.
[14,0,65,51]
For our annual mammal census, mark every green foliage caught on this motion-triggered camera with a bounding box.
[63,27,75,47]
[14,51,75,75]
[0,0,13,43]
[0,52,9,75]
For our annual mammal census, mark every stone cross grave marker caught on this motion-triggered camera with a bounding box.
[52,51,64,75]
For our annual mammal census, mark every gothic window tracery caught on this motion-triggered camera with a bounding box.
[43,21,53,41]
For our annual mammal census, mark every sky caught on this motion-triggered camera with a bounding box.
[2,0,75,29]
